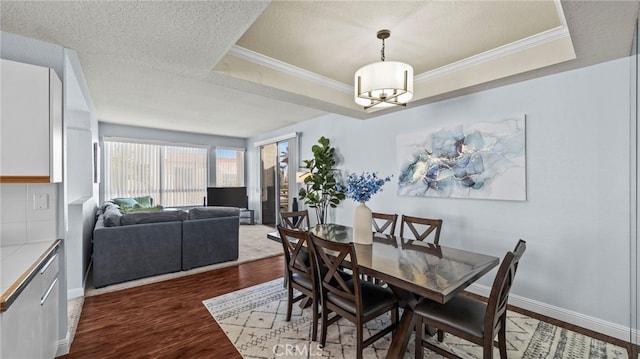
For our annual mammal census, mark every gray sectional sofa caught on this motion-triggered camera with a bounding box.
[92,202,239,288]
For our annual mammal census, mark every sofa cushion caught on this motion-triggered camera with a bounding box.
[188,207,239,220]
[120,210,188,226]
[103,206,123,227]
[121,205,164,213]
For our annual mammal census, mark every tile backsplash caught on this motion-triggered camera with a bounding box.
[0,183,58,246]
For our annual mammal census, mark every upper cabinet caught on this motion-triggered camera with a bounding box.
[0,59,63,183]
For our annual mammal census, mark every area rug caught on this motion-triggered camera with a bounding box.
[85,224,281,296]
[203,279,628,359]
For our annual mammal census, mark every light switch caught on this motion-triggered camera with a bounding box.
[33,193,48,210]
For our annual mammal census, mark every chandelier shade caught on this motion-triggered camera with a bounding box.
[354,29,414,110]
[354,61,414,109]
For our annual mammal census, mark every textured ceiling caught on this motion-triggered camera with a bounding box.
[0,1,638,138]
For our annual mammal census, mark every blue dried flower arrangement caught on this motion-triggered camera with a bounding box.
[341,172,392,203]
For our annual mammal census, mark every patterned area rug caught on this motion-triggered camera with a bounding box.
[203,279,628,359]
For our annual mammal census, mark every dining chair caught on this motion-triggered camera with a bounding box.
[280,209,311,229]
[276,225,321,341]
[362,212,398,285]
[413,239,527,359]
[279,210,312,287]
[372,212,398,236]
[309,233,399,359]
[399,215,443,244]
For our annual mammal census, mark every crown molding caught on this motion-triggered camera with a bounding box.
[228,0,571,97]
[415,0,571,83]
[414,25,572,83]
[228,46,352,94]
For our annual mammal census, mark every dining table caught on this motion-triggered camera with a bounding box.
[267,223,499,359]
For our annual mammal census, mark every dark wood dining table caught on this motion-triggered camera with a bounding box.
[267,223,499,359]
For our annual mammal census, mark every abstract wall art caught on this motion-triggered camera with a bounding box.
[396,115,526,201]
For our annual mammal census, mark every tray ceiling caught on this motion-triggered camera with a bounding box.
[0,1,638,137]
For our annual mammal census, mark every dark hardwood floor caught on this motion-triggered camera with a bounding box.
[61,255,284,358]
[61,254,637,359]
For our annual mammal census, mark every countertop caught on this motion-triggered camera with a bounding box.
[1,239,60,312]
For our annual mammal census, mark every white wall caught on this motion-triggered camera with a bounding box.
[63,48,98,301]
[249,57,635,339]
[631,19,639,346]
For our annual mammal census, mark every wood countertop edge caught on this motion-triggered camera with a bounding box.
[0,176,51,183]
[0,239,61,312]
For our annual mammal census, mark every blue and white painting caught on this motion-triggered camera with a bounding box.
[397,115,526,201]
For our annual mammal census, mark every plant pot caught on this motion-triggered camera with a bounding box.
[353,201,373,245]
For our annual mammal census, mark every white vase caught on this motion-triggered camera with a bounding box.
[353,201,373,245]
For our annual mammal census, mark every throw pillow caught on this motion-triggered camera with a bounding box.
[112,197,139,208]
[133,196,153,208]
[103,206,123,227]
[97,201,117,216]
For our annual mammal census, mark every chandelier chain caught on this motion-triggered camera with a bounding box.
[380,38,385,61]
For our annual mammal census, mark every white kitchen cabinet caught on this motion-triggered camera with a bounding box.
[0,270,41,359]
[1,242,60,359]
[0,59,63,183]
[40,252,59,359]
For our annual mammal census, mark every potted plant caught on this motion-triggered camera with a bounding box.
[298,136,345,224]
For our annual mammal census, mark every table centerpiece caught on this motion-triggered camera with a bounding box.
[341,172,392,245]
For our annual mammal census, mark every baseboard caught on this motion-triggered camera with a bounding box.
[466,283,638,344]
[67,261,92,299]
[83,260,92,292]
[56,330,70,357]
[67,287,84,299]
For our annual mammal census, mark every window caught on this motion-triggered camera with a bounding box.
[103,139,208,206]
[216,148,245,187]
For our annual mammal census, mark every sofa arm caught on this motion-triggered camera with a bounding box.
[182,216,239,270]
[93,221,182,288]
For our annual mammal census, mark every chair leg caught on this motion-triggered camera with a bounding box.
[498,317,507,359]
[286,284,293,321]
[415,315,424,359]
[356,318,364,359]
[437,329,444,342]
[311,295,318,341]
[483,342,494,359]
[320,304,329,347]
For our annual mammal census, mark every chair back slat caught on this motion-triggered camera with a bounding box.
[485,239,526,338]
[277,225,314,282]
[372,212,398,236]
[280,210,311,229]
[309,233,360,304]
[399,215,443,243]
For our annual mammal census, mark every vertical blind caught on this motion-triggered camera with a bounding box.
[216,148,245,187]
[104,140,208,206]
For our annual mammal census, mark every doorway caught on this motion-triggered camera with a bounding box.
[260,137,298,226]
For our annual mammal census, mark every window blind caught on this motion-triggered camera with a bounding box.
[103,140,207,206]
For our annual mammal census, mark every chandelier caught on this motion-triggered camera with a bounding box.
[354,29,414,110]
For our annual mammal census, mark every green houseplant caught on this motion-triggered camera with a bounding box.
[298,136,345,224]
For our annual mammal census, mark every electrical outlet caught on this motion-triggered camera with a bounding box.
[33,193,49,210]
